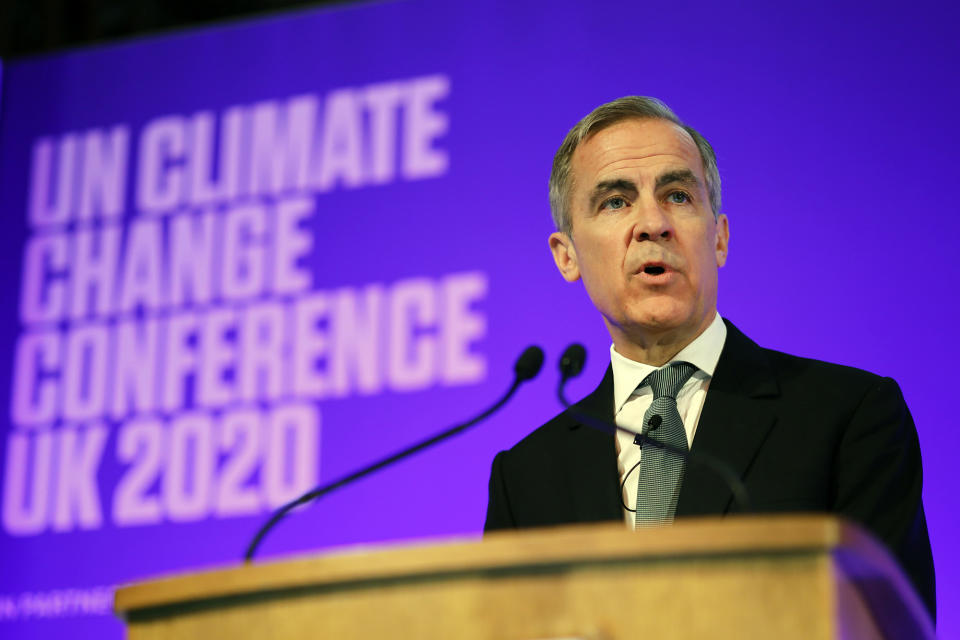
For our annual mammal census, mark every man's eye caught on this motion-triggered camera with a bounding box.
[602,196,629,210]
[667,191,690,204]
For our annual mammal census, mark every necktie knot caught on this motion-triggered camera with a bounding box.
[642,361,697,400]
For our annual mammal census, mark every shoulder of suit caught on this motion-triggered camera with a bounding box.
[756,344,896,397]
[723,319,894,391]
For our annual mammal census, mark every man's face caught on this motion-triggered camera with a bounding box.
[549,118,729,359]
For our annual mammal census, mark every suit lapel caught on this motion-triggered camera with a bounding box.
[562,367,624,522]
[676,321,779,517]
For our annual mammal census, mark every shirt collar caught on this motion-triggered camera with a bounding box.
[611,312,728,414]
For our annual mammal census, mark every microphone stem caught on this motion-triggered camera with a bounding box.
[244,378,523,563]
[557,378,576,410]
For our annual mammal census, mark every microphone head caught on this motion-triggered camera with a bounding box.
[514,345,545,382]
[559,343,587,380]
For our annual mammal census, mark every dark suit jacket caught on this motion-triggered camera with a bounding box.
[485,320,936,620]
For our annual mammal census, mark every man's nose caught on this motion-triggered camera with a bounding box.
[632,199,673,241]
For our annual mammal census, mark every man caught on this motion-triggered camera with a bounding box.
[483,97,936,620]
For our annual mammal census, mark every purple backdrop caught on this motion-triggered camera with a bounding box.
[1,1,958,637]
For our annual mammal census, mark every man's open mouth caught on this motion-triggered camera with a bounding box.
[643,265,667,276]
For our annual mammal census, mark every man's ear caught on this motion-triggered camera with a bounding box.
[714,214,730,267]
[549,231,581,282]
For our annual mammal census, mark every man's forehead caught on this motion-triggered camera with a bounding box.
[573,118,702,180]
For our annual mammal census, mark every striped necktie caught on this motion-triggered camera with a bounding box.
[635,361,697,527]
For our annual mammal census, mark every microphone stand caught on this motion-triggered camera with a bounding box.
[244,346,544,562]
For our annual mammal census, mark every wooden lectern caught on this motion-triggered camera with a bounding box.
[115,515,934,639]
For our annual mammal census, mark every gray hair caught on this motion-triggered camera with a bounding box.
[548,96,721,235]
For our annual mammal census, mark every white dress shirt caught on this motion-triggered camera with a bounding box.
[611,313,728,527]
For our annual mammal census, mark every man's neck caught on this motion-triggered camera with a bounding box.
[609,316,716,366]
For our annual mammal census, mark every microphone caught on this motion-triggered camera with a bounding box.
[555,343,751,514]
[642,414,662,434]
[557,343,586,407]
[244,345,545,562]
[516,344,546,382]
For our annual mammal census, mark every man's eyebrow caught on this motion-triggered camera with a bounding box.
[588,179,638,209]
[655,169,701,191]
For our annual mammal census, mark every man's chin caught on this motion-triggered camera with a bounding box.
[628,304,694,332]
[619,306,710,342]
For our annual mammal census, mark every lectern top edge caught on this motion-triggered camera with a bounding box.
[113,515,935,640]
